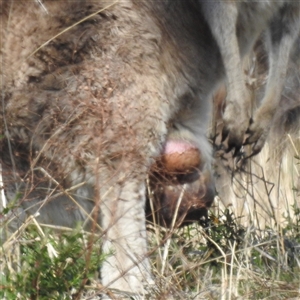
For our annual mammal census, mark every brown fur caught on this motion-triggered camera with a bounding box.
[1,1,216,296]
[2,0,299,296]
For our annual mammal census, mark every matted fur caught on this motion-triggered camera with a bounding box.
[1,0,300,296]
[1,1,215,295]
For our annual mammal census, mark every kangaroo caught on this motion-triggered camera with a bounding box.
[1,0,299,297]
[201,1,300,155]
[1,1,215,296]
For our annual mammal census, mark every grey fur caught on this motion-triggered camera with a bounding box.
[201,1,300,153]
[1,0,299,296]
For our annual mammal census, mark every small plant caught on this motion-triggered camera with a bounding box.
[0,224,105,300]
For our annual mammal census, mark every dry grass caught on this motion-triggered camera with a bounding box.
[1,71,300,299]
[1,129,300,300]
[1,4,300,299]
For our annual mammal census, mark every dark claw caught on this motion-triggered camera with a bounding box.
[242,136,260,159]
[210,132,220,145]
[221,126,229,143]
[244,145,260,160]
[227,135,243,154]
[233,146,243,158]
[244,133,256,145]
[245,117,254,135]
[244,136,251,145]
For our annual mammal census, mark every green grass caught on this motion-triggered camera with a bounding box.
[1,202,300,299]
[1,146,299,299]
[0,221,105,300]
